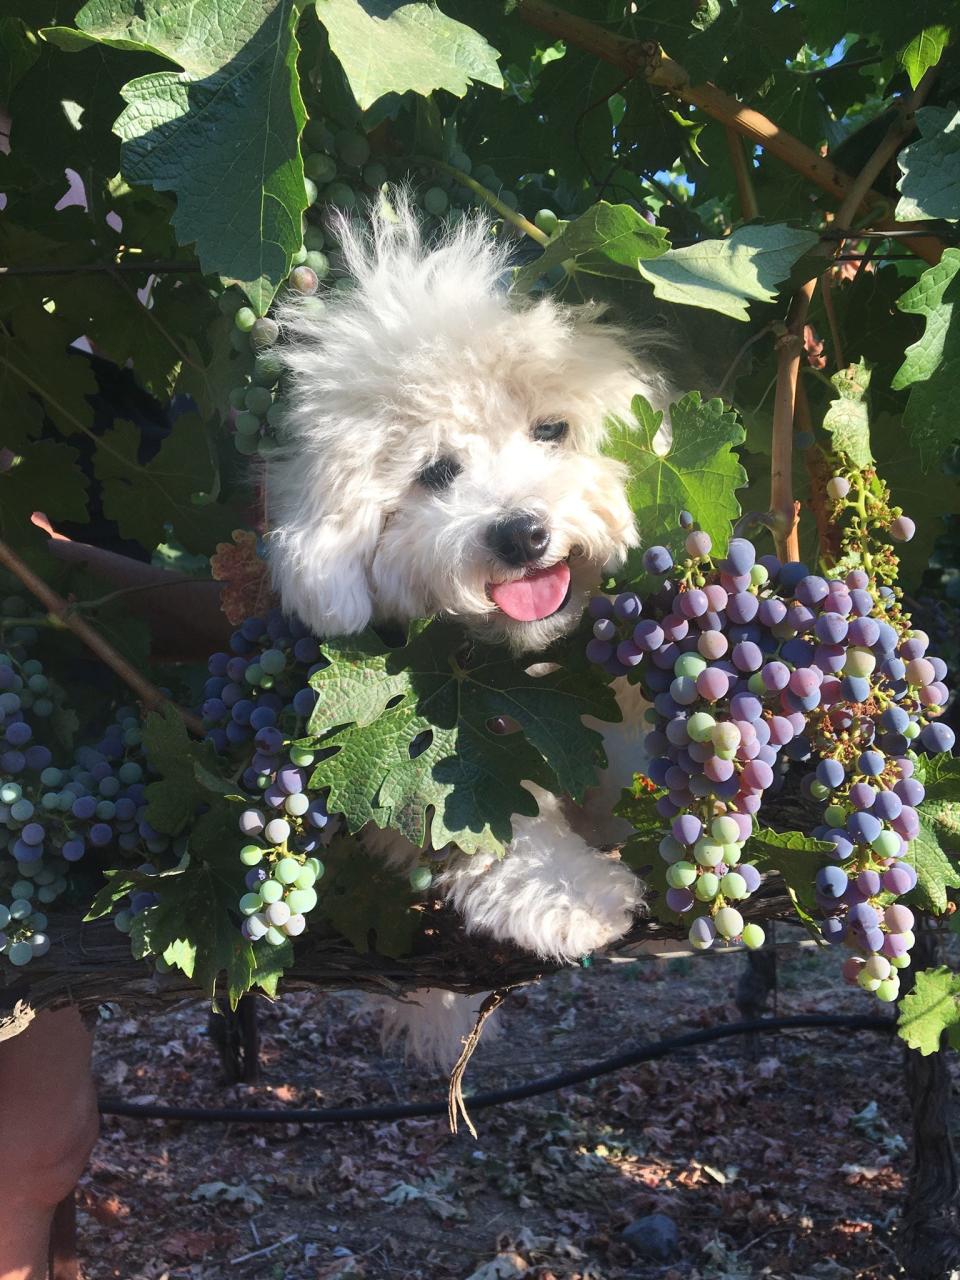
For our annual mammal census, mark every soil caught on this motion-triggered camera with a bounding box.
[78,931,939,1280]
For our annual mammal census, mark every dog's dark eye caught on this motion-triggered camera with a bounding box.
[417,455,462,491]
[532,420,569,443]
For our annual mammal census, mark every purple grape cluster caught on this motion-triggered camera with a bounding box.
[201,608,330,946]
[0,610,176,966]
[587,523,954,998]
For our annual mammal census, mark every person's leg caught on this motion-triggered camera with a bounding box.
[0,1007,99,1280]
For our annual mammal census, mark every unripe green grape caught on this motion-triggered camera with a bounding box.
[304,177,318,205]
[229,385,249,410]
[235,411,262,436]
[694,837,723,867]
[250,317,279,349]
[303,118,335,150]
[286,886,318,915]
[266,401,287,428]
[695,872,720,902]
[304,151,337,184]
[289,746,315,767]
[711,815,740,845]
[235,434,260,456]
[114,908,132,934]
[304,225,326,251]
[810,781,830,802]
[714,906,744,939]
[903,721,920,740]
[824,804,847,826]
[230,328,252,353]
[844,646,876,678]
[449,148,472,174]
[720,871,748,900]
[8,941,32,966]
[265,925,287,946]
[687,711,715,742]
[875,977,900,1002]
[234,306,256,332]
[362,161,388,188]
[423,186,448,215]
[275,857,300,884]
[747,673,765,694]
[863,954,891,981]
[534,208,559,235]
[291,244,308,265]
[857,969,881,992]
[674,653,706,680]
[240,844,264,866]
[721,843,742,866]
[666,861,697,889]
[409,866,433,892]
[890,953,911,970]
[294,865,317,890]
[285,793,309,816]
[306,857,324,880]
[244,662,264,686]
[871,828,900,858]
[337,131,370,167]
[239,892,262,915]
[473,163,498,186]
[741,922,765,950]
[245,385,274,415]
[259,879,283,904]
[326,179,357,209]
[304,249,329,279]
[252,352,283,386]
[749,564,768,586]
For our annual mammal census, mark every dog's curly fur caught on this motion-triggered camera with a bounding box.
[267,196,664,1065]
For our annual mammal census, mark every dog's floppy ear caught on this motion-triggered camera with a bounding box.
[267,490,382,638]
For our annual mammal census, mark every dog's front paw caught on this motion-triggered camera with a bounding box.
[542,887,636,961]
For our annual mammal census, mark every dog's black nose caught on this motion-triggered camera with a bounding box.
[487,513,550,565]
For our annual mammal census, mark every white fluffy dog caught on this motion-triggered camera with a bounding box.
[267,197,664,1063]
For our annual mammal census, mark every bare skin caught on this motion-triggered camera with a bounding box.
[0,1007,99,1280]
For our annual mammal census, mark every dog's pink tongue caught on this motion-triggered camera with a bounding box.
[489,562,571,622]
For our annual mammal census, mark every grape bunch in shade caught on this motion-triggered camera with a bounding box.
[0,598,179,966]
[586,519,954,1000]
[200,608,330,947]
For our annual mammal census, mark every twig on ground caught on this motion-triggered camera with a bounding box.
[229,1233,297,1265]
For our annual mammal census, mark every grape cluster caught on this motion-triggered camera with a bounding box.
[200,608,331,946]
[587,520,953,998]
[0,597,176,965]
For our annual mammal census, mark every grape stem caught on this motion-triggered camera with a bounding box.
[514,0,944,267]
[770,280,817,562]
[724,126,759,221]
[0,537,205,737]
[410,157,549,246]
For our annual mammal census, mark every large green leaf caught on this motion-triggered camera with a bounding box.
[513,202,669,293]
[822,360,874,470]
[896,105,960,222]
[315,0,502,111]
[906,817,960,914]
[636,225,820,321]
[318,837,416,957]
[50,0,308,312]
[890,249,960,469]
[305,623,619,854]
[94,414,246,554]
[897,966,960,1055]
[605,392,747,581]
[0,442,90,543]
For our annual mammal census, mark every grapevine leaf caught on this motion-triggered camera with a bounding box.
[306,622,619,854]
[822,360,874,470]
[914,752,960,802]
[54,0,308,313]
[605,392,747,581]
[317,837,416,957]
[0,306,98,447]
[0,443,90,544]
[0,17,40,102]
[94,414,246,555]
[871,412,955,590]
[512,202,669,293]
[140,705,228,837]
[905,816,960,914]
[900,26,952,89]
[890,249,960,468]
[636,224,820,321]
[315,0,503,112]
[746,827,835,924]
[896,105,960,222]
[897,966,960,1055]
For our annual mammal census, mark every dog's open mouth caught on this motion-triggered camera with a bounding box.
[487,560,572,622]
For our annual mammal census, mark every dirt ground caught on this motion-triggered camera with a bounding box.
[79,933,935,1280]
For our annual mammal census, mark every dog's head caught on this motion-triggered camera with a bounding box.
[267,196,664,651]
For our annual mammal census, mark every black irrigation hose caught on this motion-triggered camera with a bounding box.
[99,1013,894,1126]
